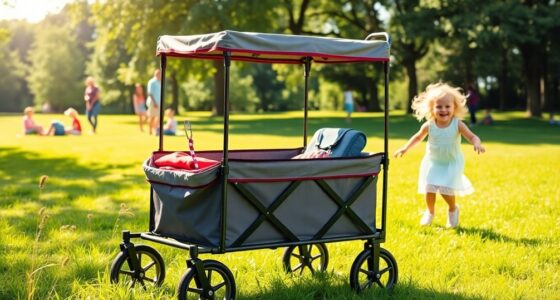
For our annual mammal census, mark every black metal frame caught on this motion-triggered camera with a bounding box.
[142,33,390,256]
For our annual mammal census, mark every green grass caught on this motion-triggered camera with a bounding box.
[1,110,559,299]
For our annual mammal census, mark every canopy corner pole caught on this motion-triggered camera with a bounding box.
[220,51,232,253]
[303,57,312,148]
[381,61,390,238]
[158,55,167,151]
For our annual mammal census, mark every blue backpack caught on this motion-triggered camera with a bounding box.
[305,128,367,157]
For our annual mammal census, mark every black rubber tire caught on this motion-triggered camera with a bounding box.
[282,243,329,275]
[177,259,236,300]
[109,244,165,289]
[349,247,398,293]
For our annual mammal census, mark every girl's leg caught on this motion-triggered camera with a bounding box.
[442,194,459,228]
[138,115,143,131]
[441,194,456,212]
[420,192,436,226]
[426,192,436,214]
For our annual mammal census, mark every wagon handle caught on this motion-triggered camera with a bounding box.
[184,120,193,139]
[365,32,391,44]
[183,120,199,169]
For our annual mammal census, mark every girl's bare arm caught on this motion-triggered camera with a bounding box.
[393,122,429,157]
[458,121,485,154]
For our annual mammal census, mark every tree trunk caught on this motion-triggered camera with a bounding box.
[405,60,418,114]
[170,72,179,115]
[499,48,508,111]
[366,77,381,112]
[540,49,552,118]
[213,59,225,116]
[521,44,542,117]
[552,75,559,119]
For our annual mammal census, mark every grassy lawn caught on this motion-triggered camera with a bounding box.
[1,110,559,299]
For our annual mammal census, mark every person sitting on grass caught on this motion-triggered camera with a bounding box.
[63,107,82,135]
[44,107,82,136]
[22,106,45,135]
[480,108,494,125]
[162,108,177,136]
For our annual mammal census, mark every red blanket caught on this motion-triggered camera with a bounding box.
[154,152,220,171]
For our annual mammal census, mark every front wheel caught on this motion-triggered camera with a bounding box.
[177,259,236,300]
[109,244,165,289]
[349,247,398,293]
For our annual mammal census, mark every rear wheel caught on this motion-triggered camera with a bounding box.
[282,243,329,275]
[109,244,165,289]
[349,247,397,293]
[177,259,236,300]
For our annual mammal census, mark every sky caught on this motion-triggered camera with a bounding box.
[0,0,74,23]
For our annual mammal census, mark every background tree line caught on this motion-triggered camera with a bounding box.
[0,0,558,118]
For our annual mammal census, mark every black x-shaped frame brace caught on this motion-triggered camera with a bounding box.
[230,175,376,248]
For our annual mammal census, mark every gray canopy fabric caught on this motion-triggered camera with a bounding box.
[157,30,390,63]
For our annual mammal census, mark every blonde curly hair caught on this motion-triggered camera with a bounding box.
[411,82,468,122]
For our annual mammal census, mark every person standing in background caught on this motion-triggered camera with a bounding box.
[344,86,354,123]
[146,69,162,135]
[133,83,147,132]
[466,82,480,126]
[84,76,101,133]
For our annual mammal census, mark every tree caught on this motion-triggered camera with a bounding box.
[0,36,27,112]
[389,0,441,113]
[90,0,277,116]
[27,26,85,112]
[323,0,388,111]
[478,0,560,117]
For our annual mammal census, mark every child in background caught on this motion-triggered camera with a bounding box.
[22,107,45,135]
[44,107,82,136]
[133,83,147,132]
[163,108,177,136]
[481,108,494,125]
[44,120,66,136]
[343,86,354,123]
[394,82,485,228]
[63,107,82,135]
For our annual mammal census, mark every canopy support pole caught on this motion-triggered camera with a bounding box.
[303,57,312,148]
[220,51,232,253]
[381,61,389,239]
[158,55,167,151]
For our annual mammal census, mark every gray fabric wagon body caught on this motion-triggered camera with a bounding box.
[145,149,383,250]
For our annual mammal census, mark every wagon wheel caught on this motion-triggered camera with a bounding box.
[349,247,398,293]
[110,244,165,289]
[177,259,236,300]
[282,243,329,275]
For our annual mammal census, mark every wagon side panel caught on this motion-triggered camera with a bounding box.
[225,155,382,248]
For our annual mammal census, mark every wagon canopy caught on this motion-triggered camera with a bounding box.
[157,30,390,64]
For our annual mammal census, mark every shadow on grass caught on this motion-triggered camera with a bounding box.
[456,226,543,247]
[0,146,145,232]
[237,272,484,300]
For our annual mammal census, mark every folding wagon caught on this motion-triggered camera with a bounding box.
[110,30,397,299]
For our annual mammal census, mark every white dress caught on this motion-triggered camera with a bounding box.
[418,118,474,196]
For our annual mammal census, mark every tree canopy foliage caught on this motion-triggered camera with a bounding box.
[0,0,558,118]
